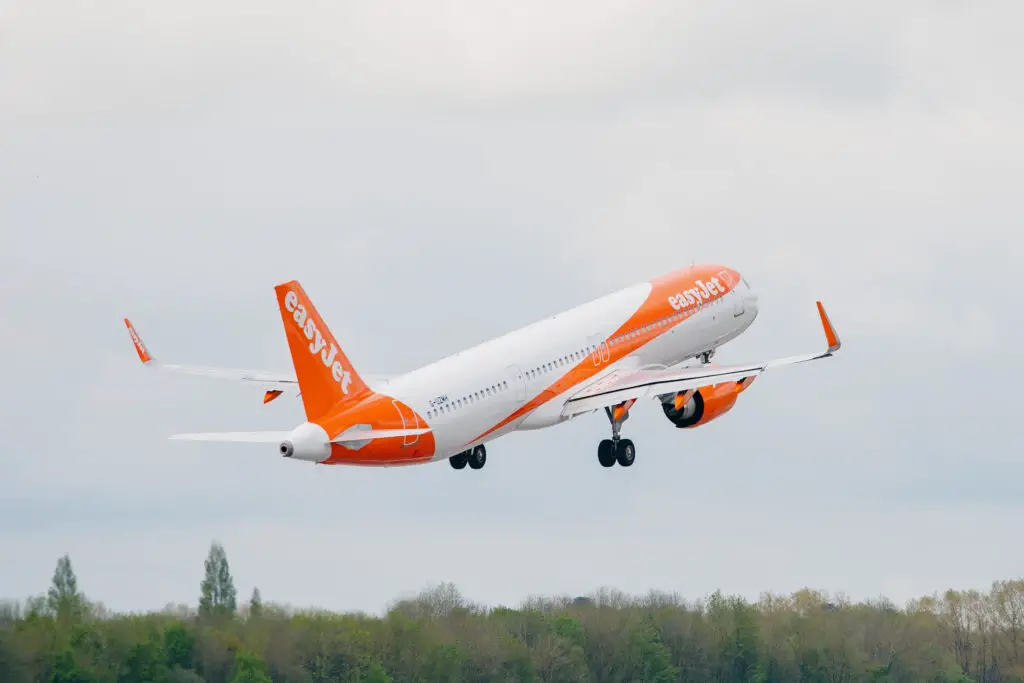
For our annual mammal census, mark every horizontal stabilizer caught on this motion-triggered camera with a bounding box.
[168,427,433,445]
[169,431,291,442]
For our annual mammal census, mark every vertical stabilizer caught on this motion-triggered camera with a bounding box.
[274,281,371,421]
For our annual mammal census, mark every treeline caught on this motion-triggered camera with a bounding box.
[2,544,1023,683]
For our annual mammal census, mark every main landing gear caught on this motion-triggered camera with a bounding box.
[449,444,487,470]
[598,401,636,468]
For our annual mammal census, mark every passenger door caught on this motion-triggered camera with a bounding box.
[391,399,421,447]
[587,334,610,366]
[506,363,527,408]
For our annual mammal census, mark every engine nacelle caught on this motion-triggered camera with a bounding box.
[279,422,331,462]
[661,379,754,429]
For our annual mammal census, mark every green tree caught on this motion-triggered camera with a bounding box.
[706,591,761,683]
[47,555,84,624]
[0,628,28,683]
[49,649,97,683]
[199,542,237,619]
[121,634,168,683]
[163,621,195,670]
[7,574,1024,683]
[167,668,205,683]
[249,588,262,619]
[0,600,21,626]
[364,661,393,683]
[231,650,271,683]
[420,643,463,683]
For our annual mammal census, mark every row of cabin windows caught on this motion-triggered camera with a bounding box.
[427,293,727,418]
[606,291,722,348]
[427,380,510,418]
[519,295,726,381]
[524,346,592,382]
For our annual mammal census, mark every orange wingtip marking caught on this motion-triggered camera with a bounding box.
[263,390,283,404]
[124,318,152,363]
[816,301,840,350]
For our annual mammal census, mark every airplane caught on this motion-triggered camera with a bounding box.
[124,264,841,470]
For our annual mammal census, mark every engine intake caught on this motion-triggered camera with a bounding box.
[662,379,754,429]
[662,390,705,427]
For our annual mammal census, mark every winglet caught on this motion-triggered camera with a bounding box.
[816,302,841,353]
[124,318,154,364]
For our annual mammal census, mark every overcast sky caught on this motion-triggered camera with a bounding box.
[2,0,1022,615]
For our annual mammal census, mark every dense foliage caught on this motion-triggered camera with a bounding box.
[2,545,1022,683]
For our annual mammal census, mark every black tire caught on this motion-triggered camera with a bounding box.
[616,439,635,467]
[468,445,487,469]
[449,452,468,470]
[598,439,616,467]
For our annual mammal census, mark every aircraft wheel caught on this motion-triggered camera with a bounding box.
[468,445,487,470]
[598,439,616,467]
[616,439,635,467]
[449,452,468,470]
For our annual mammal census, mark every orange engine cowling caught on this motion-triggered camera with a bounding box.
[661,378,755,429]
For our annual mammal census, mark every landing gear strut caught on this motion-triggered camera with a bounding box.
[450,445,487,471]
[699,349,715,364]
[598,401,636,468]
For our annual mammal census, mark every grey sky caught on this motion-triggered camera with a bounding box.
[1,0,1022,614]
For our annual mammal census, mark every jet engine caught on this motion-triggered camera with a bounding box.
[661,379,754,429]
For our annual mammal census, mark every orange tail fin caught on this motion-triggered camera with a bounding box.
[274,280,371,421]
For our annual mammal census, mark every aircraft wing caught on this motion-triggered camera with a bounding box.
[561,302,841,417]
[124,319,393,400]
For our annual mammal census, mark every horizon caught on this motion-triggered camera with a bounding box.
[5,547,1016,619]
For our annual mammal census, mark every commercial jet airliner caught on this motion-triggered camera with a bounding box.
[125,264,840,469]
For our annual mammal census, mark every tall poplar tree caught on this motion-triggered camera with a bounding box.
[47,554,84,623]
[198,542,236,618]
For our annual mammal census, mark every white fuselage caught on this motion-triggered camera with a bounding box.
[377,278,760,461]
